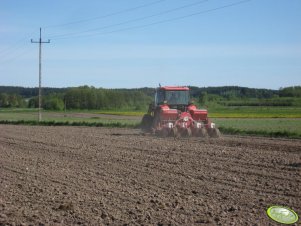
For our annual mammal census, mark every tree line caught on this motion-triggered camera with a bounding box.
[0,85,300,110]
[20,86,152,110]
[0,93,26,108]
[197,86,301,107]
[0,85,282,99]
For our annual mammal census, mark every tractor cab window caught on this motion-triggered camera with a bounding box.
[166,91,189,105]
[155,90,165,105]
[155,89,189,105]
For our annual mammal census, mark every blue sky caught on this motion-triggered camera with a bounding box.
[0,0,300,89]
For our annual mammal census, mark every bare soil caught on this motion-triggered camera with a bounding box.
[0,125,300,225]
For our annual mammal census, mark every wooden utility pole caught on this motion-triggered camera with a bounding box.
[31,28,50,122]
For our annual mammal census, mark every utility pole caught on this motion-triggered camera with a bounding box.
[31,28,50,122]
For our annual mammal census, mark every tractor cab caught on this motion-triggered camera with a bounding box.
[155,86,190,110]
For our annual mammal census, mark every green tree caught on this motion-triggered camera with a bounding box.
[43,96,64,110]
[279,86,301,97]
[28,97,38,108]
[199,91,208,105]
[0,93,9,107]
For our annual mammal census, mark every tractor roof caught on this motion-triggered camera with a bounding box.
[159,86,189,91]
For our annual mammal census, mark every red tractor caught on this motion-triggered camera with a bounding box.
[141,86,220,137]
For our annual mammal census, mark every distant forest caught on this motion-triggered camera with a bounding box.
[0,85,300,110]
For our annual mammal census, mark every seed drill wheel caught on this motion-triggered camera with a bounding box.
[199,127,208,137]
[208,128,221,138]
[187,127,192,137]
[172,127,180,138]
[182,127,192,137]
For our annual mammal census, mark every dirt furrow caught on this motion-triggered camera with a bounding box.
[0,125,300,225]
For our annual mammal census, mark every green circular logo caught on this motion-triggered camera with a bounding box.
[267,206,299,224]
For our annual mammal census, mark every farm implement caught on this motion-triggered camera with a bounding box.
[141,86,220,137]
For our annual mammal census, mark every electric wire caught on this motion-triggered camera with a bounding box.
[45,0,167,29]
[0,1,167,60]
[0,0,252,66]
[0,29,37,56]
[52,0,252,40]
[0,38,27,57]
[0,46,34,65]
[48,0,210,39]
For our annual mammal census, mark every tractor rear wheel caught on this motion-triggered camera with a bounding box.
[141,114,153,132]
[161,128,170,137]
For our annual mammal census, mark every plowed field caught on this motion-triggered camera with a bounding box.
[0,125,300,225]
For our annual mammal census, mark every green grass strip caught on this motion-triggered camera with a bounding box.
[0,120,140,128]
[219,126,301,139]
[95,111,144,116]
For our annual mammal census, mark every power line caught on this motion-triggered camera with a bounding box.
[0,29,37,56]
[0,47,34,65]
[0,44,29,61]
[52,0,252,40]
[0,38,28,57]
[45,0,167,29]
[49,0,210,39]
[31,28,50,122]
[0,1,168,57]
[0,0,252,67]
